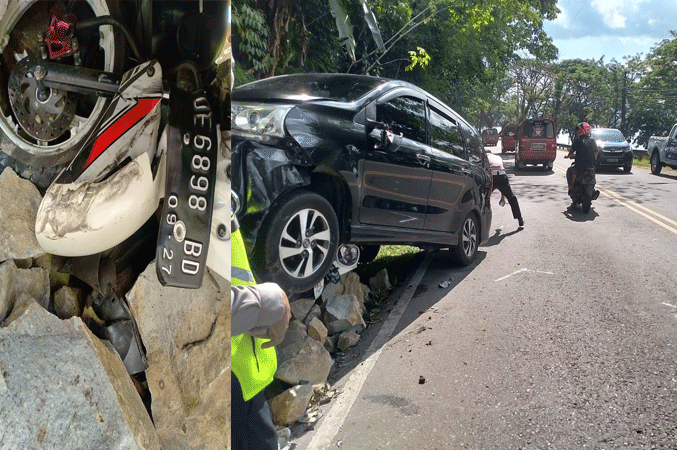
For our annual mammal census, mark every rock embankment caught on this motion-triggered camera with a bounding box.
[0,167,230,450]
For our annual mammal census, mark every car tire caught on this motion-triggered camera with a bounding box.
[451,212,479,266]
[253,190,339,294]
[623,162,632,173]
[651,152,662,175]
[358,245,380,264]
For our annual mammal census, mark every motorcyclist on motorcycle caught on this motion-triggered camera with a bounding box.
[565,122,599,200]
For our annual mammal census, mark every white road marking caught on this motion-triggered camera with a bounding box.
[495,268,554,282]
[305,252,433,450]
[662,302,677,309]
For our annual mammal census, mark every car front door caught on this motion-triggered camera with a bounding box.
[359,89,432,229]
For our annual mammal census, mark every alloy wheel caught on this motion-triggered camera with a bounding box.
[278,207,332,279]
[460,217,478,259]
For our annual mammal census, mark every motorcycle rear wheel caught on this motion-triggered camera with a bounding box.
[582,194,591,213]
[0,0,125,168]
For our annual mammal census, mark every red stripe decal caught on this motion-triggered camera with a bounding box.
[85,98,161,168]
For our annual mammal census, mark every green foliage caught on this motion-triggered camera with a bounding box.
[232,2,271,73]
[405,47,430,71]
[329,0,357,62]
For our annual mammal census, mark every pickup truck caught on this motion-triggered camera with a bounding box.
[648,123,677,175]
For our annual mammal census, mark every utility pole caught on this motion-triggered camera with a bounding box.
[620,69,627,135]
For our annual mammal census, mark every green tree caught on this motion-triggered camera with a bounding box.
[626,33,677,147]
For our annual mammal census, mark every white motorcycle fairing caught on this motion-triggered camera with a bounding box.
[36,151,164,256]
[35,60,164,256]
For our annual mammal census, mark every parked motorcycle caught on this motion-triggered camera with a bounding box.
[0,0,229,289]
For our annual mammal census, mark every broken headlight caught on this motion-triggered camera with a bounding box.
[231,102,294,142]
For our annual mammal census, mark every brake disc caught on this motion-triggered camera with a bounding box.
[7,54,76,141]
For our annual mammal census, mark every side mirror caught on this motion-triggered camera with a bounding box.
[366,118,386,134]
[383,130,402,153]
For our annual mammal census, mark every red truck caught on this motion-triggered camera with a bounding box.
[515,117,557,170]
[482,128,499,146]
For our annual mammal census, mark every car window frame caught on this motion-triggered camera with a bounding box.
[373,88,428,145]
[427,103,466,160]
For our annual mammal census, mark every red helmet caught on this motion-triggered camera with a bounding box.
[575,122,591,137]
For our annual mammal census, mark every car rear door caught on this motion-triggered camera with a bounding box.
[423,102,472,233]
[359,89,432,229]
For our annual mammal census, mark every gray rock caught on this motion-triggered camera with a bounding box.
[0,167,45,265]
[320,278,345,304]
[337,329,361,352]
[324,334,339,354]
[287,319,307,333]
[276,333,333,386]
[303,304,322,326]
[307,317,328,344]
[0,297,161,450]
[369,268,392,292]
[0,260,50,323]
[53,286,82,320]
[343,272,370,312]
[268,383,314,427]
[127,265,230,450]
[323,294,366,335]
[290,297,316,323]
[321,272,370,314]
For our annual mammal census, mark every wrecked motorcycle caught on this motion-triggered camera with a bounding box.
[0,0,229,372]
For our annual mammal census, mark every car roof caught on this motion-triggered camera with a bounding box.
[233,73,402,104]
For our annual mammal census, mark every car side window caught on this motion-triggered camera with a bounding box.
[429,107,465,158]
[463,125,485,166]
[377,96,426,144]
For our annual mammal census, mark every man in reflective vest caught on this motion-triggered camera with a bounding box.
[231,215,291,450]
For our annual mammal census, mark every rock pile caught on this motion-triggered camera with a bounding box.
[266,269,392,428]
[0,167,230,449]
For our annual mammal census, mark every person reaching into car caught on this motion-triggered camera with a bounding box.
[566,122,599,199]
[485,149,524,228]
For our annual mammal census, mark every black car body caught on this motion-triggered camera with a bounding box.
[591,128,633,173]
[231,73,492,293]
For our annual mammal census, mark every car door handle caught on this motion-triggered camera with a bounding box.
[417,154,430,166]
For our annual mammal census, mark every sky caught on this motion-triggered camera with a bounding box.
[542,0,677,63]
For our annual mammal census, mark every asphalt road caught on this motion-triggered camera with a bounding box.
[293,144,677,450]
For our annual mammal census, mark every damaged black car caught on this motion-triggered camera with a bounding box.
[231,73,492,293]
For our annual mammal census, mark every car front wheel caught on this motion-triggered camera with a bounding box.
[254,190,339,294]
[451,212,479,266]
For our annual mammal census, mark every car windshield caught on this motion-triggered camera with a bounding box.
[522,121,554,138]
[592,129,625,142]
[235,75,386,102]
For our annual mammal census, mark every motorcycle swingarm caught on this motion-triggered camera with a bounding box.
[38,59,122,98]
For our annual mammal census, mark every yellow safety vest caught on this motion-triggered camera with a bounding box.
[231,218,278,401]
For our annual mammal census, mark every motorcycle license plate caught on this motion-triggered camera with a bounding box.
[156,87,217,288]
